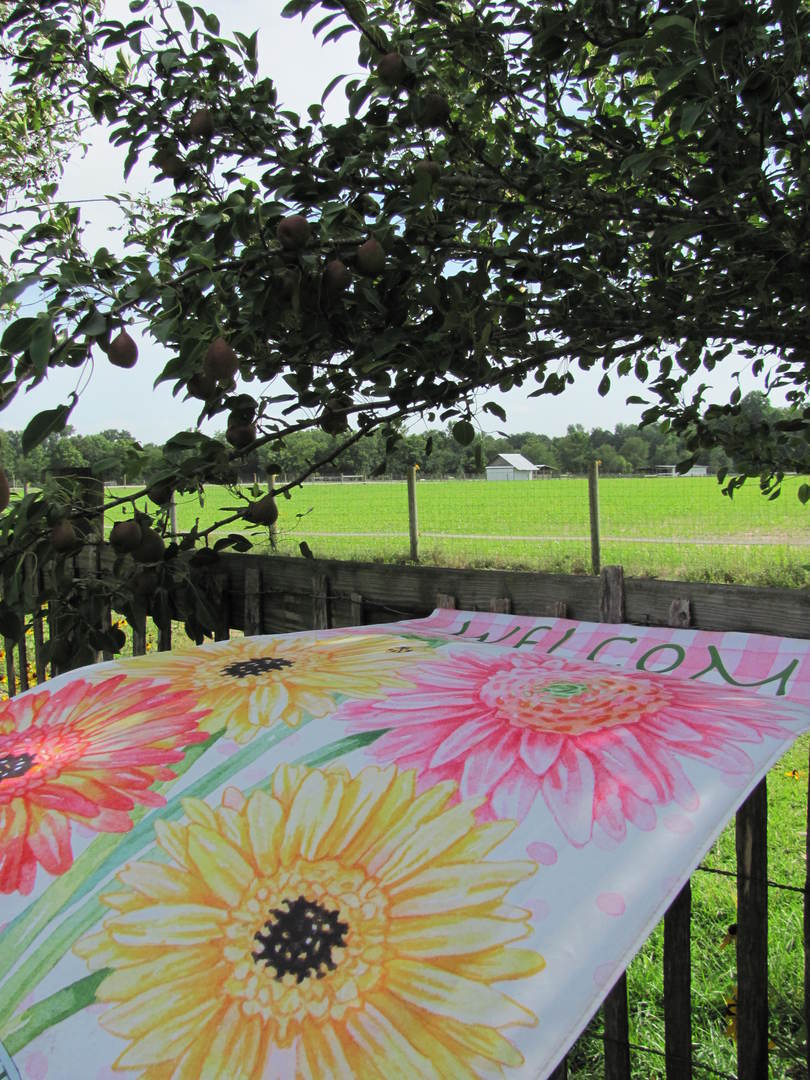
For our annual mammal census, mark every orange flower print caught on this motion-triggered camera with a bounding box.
[0,676,210,894]
[77,765,544,1078]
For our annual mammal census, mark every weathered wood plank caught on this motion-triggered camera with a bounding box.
[74,547,101,666]
[599,565,625,623]
[350,591,364,626]
[489,597,512,613]
[436,592,456,609]
[211,570,230,641]
[218,553,603,630]
[244,566,262,636]
[667,597,691,629]
[312,572,329,630]
[116,545,810,639]
[625,576,810,636]
[93,543,114,662]
[603,972,631,1080]
[735,779,769,1080]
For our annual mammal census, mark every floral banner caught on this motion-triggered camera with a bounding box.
[0,610,808,1079]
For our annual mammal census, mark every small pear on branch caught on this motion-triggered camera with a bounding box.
[108,330,138,369]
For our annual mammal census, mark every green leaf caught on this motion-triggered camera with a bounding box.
[0,603,22,639]
[29,317,53,369]
[213,533,253,552]
[0,276,38,307]
[452,420,476,446]
[321,72,349,104]
[798,483,810,505]
[21,396,76,454]
[176,0,194,29]
[1,317,37,353]
[348,82,373,119]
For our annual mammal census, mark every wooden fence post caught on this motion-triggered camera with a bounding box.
[664,883,692,1079]
[268,474,278,550]
[736,779,769,1080]
[598,560,630,1079]
[3,637,16,698]
[312,572,329,629]
[604,972,631,1080]
[664,596,693,1080]
[407,465,419,562]
[169,492,178,538]
[805,754,810,1080]
[599,565,625,623]
[211,570,231,641]
[131,612,147,656]
[588,459,601,576]
[350,591,364,626]
[243,566,262,636]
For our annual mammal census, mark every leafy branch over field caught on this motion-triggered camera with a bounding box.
[2,0,810,657]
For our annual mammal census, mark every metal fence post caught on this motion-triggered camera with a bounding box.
[407,464,419,562]
[588,459,601,575]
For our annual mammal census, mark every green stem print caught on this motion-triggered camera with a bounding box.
[3,971,110,1057]
[0,719,313,1035]
[0,730,222,986]
[0,725,387,1047]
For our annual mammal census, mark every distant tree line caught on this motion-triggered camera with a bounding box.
[0,392,801,487]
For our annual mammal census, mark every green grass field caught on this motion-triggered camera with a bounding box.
[110,474,810,587]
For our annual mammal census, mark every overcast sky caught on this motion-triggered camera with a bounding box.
[0,0,783,444]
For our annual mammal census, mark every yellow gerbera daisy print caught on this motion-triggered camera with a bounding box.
[102,633,431,743]
[76,765,545,1079]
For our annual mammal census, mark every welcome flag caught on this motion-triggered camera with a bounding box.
[0,610,808,1079]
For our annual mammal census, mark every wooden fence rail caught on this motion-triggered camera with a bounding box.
[4,545,810,1079]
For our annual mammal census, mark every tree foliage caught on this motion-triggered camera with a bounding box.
[0,0,809,653]
[0,1,88,287]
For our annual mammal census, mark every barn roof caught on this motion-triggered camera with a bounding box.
[487,453,539,470]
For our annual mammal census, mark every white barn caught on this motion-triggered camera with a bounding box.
[485,453,543,481]
[654,464,710,477]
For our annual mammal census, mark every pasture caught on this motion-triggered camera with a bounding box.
[109,474,810,587]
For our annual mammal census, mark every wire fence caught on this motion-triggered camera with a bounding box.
[246,470,810,588]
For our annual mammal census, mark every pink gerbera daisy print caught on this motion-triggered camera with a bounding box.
[0,676,210,894]
[336,650,799,847]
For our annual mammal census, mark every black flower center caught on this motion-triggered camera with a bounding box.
[0,751,35,782]
[221,656,294,679]
[252,895,349,983]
